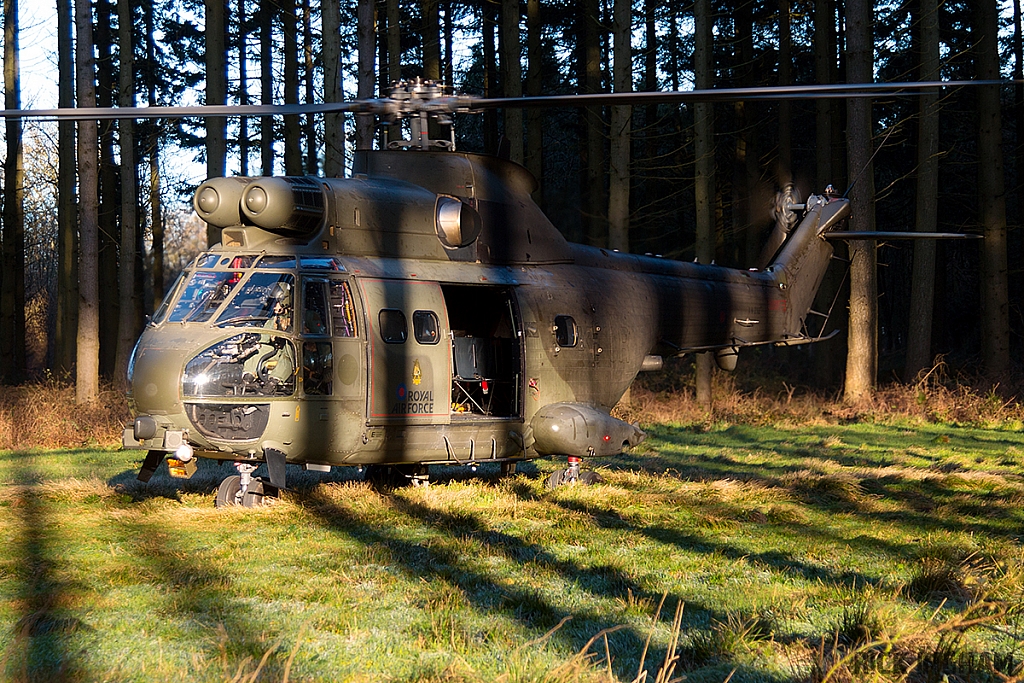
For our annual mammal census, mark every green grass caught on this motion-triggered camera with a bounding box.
[2,420,1024,682]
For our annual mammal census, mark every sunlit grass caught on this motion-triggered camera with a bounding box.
[2,418,1024,682]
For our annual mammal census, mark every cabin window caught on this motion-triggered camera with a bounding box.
[379,309,407,344]
[302,341,333,395]
[413,310,440,345]
[554,315,578,348]
[329,281,357,337]
[302,280,330,336]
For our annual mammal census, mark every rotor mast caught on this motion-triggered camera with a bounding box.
[381,79,464,151]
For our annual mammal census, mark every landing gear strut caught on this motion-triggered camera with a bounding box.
[545,455,603,488]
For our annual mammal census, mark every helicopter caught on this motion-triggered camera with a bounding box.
[34,79,970,507]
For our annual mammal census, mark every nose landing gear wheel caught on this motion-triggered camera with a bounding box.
[215,473,279,507]
[215,475,243,507]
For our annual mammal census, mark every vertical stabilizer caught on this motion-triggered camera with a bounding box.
[768,195,851,339]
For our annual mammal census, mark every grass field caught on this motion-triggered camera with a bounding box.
[2,417,1023,682]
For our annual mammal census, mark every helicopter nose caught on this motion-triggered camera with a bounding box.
[129,337,192,415]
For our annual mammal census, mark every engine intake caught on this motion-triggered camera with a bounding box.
[239,177,326,236]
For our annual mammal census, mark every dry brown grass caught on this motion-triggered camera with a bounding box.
[1,355,1020,452]
[0,380,128,450]
[618,357,1024,430]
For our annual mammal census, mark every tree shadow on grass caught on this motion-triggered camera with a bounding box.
[301,484,716,681]
[2,453,89,682]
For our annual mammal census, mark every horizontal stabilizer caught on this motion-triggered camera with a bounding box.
[823,231,982,240]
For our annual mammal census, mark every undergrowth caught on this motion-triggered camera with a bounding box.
[0,357,1019,453]
[621,356,1024,430]
[0,379,128,450]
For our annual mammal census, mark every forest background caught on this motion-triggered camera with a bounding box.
[0,0,1020,409]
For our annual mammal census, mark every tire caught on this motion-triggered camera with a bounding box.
[545,470,565,489]
[242,479,278,508]
[579,471,603,486]
[215,475,242,508]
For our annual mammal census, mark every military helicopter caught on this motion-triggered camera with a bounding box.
[15,79,981,506]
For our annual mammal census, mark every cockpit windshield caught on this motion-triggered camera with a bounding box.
[216,272,296,332]
[167,271,243,323]
[157,253,343,328]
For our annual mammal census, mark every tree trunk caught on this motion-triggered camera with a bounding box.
[75,0,100,403]
[377,0,388,123]
[283,0,302,174]
[2,0,25,383]
[844,0,876,403]
[525,0,542,205]
[302,0,316,173]
[205,0,227,181]
[1015,0,1024,326]
[387,0,400,84]
[975,0,1011,378]
[732,1,758,265]
[356,0,376,149]
[145,0,164,307]
[423,0,440,80]
[812,0,844,389]
[260,0,275,175]
[323,0,344,176]
[607,0,630,252]
[482,1,498,153]
[443,1,453,86]
[238,0,249,176]
[115,0,138,391]
[500,0,522,164]
[905,0,940,380]
[579,0,605,247]
[814,0,835,190]
[96,0,119,379]
[56,0,77,376]
[777,0,792,186]
[694,0,714,410]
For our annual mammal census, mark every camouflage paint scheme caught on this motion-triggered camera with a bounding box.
[125,149,849,474]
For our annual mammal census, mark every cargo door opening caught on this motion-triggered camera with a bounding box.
[442,285,521,418]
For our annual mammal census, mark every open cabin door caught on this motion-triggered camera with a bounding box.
[442,284,523,420]
[358,279,452,426]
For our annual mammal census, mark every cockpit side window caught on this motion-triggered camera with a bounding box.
[152,270,187,324]
[216,272,296,331]
[329,281,358,337]
[302,280,330,336]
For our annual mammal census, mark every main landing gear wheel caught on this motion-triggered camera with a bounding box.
[545,456,604,489]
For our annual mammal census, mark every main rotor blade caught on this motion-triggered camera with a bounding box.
[466,80,1007,109]
[823,231,983,240]
[0,79,1012,120]
[0,100,389,121]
